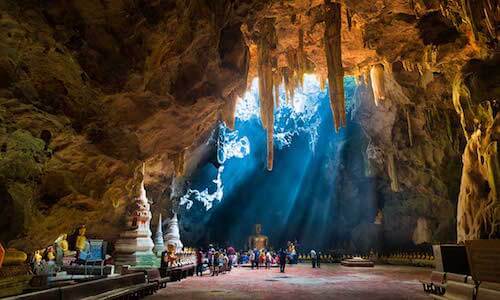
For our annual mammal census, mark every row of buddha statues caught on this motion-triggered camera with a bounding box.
[295,250,435,265]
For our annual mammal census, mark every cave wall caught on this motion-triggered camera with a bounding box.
[0,0,254,251]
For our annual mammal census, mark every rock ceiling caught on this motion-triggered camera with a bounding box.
[0,0,498,250]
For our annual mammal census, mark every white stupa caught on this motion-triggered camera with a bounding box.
[114,165,155,266]
[153,214,165,256]
[164,213,183,253]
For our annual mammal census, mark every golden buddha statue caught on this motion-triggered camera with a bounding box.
[247,224,269,250]
[57,234,69,252]
[75,225,88,252]
[2,248,27,266]
[46,246,55,261]
[34,250,43,264]
[165,244,177,267]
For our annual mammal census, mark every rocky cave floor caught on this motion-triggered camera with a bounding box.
[146,263,430,300]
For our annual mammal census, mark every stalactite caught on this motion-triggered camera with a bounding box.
[387,152,399,192]
[452,74,470,140]
[285,50,299,105]
[346,8,352,31]
[444,112,453,143]
[405,108,413,147]
[273,71,281,108]
[281,67,292,104]
[319,73,326,91]
[461,0,480,41]
[171,150,186,177]
[324,0,346,132]
[257,18,276,171]
[370,64,385,106]
[482,0,496,39]
[297,28,306,87]
[221,95,237,129]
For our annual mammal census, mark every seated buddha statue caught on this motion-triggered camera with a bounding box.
[67,225,89,260]
[165,244,177,267]
[75,225,88,252]
[247,224,268,250]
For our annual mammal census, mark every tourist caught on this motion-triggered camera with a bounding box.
[254,248,260,269]
[232,251,238,267]
[207,245,214,272]
[222,251,229,273]
[265,250,272,269]
[317,251,322,268]
[196,248,204,276]
[212,251,220,276]
[249,250,255,269]
[227,246,235,270]
[259,250,266,267]
[278,248,287,273]
[310,249,317,268]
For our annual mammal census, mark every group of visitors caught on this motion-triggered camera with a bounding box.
[196,245,237,276]
[240,248,289,273]
[194,244,292,275]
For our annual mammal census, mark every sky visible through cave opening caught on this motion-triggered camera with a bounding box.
[179,75,376,250]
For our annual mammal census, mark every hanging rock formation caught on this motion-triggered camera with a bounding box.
[370,64,386,106]
[324,1,346,132]
[256,18,277,171]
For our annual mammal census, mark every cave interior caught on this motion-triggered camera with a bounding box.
[0,0,498,299]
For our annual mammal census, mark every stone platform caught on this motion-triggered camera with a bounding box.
[340,257,374,267]
[239,263,279,268]
[145,263,431,300]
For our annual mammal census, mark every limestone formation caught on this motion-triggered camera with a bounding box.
[370,64,385,106]
[412,218,432,245]
[256,18,277,171]
[324,1,346,131]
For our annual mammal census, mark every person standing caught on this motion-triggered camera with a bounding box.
[196,248,204,276]
[207,245,214,274]
[254,248,260,269]
[317,251,322,268]
[278,248,287,273]
[212,251,220,276]
[249,250,255,269]
[310,249,317,268]
[265,250,272,269]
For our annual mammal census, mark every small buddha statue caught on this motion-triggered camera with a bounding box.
[57,234,69,252]
[247,224,269,250]
[75,225,88,252]
[46,246,55,262]
[166,243,177,267]
[34,250,43,264]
